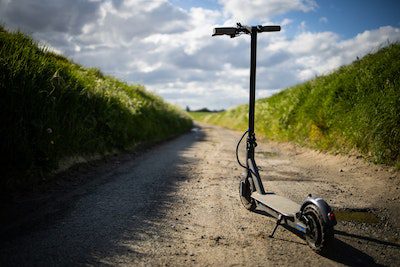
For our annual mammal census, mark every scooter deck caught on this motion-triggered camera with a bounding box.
[251,192,300,217]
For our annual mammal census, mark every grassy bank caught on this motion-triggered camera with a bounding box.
[0,26,192,188]
[192,43,400,167]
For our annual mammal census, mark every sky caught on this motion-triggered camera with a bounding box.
[1,0,400,110]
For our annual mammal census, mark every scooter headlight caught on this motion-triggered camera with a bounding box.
[328,212,336,221]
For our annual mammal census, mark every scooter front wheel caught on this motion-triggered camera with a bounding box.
[303,204,334,253]
[239,176,256,211]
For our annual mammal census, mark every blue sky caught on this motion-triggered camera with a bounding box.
[282,0,400,38]
[1,0,400,109]
[170,0,400,38]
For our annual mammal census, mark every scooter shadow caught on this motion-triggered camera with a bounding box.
[275,224,384,266]
[253,210,384,266]
[322,238,384,266]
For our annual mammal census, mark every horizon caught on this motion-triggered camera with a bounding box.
[1,0,400,109]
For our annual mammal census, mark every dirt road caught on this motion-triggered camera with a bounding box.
[1,125,399,266]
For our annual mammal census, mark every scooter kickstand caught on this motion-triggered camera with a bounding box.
[269,215,283,238]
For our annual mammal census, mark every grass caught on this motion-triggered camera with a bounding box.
[189,111,222,122]
[191,43,400,167]
[0,26,193,189]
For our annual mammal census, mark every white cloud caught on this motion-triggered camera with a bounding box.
[0,0,102,34]
[281,18,294,26]
[298,21,307,31]
[319,16,328,23]
[218,0,317,23]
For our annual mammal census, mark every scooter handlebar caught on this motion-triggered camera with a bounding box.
[212,27,237,36]
[258,25,281,32]
[213,25,281,37]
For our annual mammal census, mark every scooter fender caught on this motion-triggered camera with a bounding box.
[239,180,246,197]
[300,196,337,226]
[239,173,254,197]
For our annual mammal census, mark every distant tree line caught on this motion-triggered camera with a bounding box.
[186,106,225,113]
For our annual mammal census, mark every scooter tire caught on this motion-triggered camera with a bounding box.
[239,177,256,211]
[303,204,334,253]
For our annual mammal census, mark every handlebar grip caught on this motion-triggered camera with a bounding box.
[212,27,237,36]
[258,25,281,32]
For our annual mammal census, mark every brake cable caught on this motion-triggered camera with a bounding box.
[236,130,248,169]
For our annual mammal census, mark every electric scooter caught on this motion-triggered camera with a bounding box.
[212,23,337,253]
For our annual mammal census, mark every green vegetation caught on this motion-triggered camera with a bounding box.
[192,43,400,167]
[188,112,208,121]
[0,26,192,188]
[188,111,222,121]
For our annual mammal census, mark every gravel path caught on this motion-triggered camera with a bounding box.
[1,125,399,266]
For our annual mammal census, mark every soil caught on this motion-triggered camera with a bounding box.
[0,124,399,266]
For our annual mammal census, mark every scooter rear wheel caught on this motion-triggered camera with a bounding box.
[303,204,334,253]
[239,176,256,211]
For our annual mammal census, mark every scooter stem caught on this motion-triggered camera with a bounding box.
[248,27,257,140]
[247,27,259,164]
